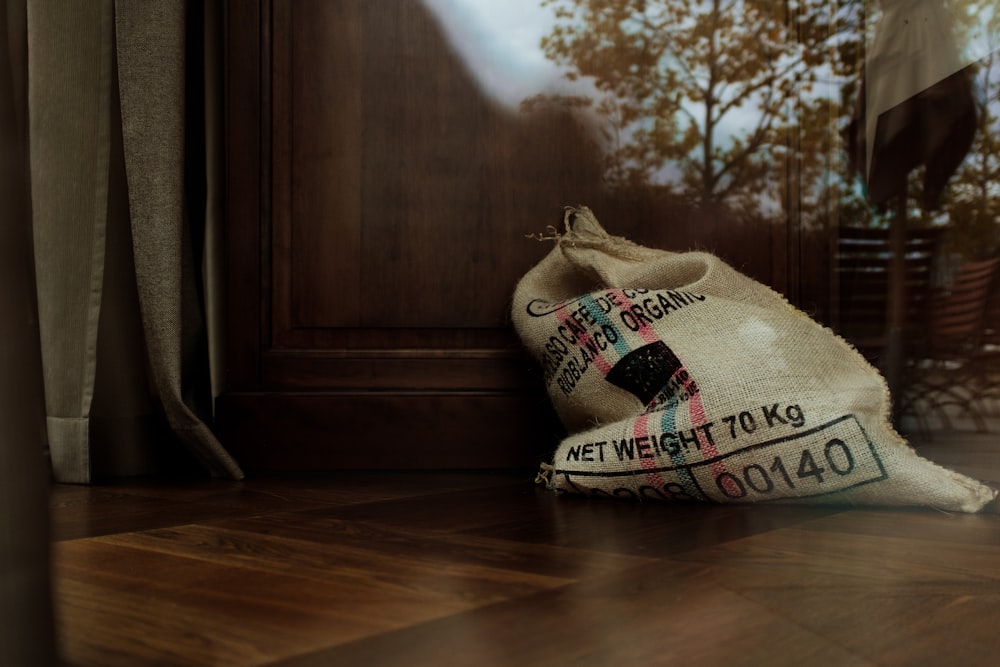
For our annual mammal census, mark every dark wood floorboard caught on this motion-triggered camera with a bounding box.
[49,472,525,541]
[52,443,999,666]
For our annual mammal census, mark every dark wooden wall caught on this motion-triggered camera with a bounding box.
[217,0,822,471]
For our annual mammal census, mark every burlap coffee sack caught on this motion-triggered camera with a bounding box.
[513,207,997,512]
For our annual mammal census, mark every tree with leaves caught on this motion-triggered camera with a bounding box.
[535,0,853,215]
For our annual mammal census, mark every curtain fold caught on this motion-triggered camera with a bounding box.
[27,0,242,482]
[27,0,113,483]
[1,2,56,662]
[114,2,241,480]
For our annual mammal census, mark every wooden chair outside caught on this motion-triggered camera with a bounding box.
[959,276,1000,416]
[900,255,1000,432]
[833,225,945,364]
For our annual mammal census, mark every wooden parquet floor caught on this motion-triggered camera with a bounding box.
[52,440,1000,667]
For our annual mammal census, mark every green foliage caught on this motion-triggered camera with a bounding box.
[530,0,1000,262]
[535,0,861,216]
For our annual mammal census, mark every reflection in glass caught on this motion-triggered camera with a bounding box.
[424,0,999,438]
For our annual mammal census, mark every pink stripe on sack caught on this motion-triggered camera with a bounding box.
[632,412,665,488]
[688,389,733,489]
[555,308,613,375]
[612,291,660,345]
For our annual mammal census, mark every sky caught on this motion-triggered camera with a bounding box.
[419,0,999,195]
[418,0,804,188]
[421,0,583,109]
[422,0,998,110]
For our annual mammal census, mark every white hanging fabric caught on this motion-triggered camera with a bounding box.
[855,0,980,207]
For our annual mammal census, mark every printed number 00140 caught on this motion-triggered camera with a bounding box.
[714,438,855,499]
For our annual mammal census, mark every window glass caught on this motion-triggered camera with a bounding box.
[423,0,1000,440]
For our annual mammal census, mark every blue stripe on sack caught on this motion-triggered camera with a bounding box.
[580,293,631,358]
[658,394,702,499]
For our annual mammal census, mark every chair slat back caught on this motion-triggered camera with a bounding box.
[834,226,945,357]
[928,256,1000,351]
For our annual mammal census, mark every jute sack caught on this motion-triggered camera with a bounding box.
[513,207,997,512]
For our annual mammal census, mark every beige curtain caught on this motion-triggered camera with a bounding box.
[26,0,242,482]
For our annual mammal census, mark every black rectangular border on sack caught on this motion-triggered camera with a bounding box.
[554,414,889,502]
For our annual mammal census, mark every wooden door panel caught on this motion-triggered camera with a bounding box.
[274,0,603,340]
[221,0,597,469]
[219,0,805,471]
[274,0,363,331]
[215,391,559,470]
[284,0,363,330]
